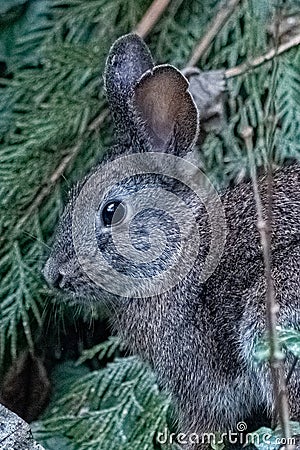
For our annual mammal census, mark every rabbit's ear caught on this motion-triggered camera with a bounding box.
[132,65,199,155]
[105,33,154,139]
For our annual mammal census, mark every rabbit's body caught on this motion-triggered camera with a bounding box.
[115,163,300,438]
[43,34,300,448]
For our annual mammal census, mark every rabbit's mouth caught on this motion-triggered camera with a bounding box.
[43,255,122,306]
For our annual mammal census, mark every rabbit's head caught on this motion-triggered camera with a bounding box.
[43,34,226,305]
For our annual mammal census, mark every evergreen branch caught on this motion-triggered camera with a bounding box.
[3,0,171,231]
[241,126,292,448]
[17,107,110,227]
[134,0,171,38]
[187,0,242,66]
[76,337,121,365]
[225,33,300,78]
[35,357,171,450]
[13,141,82,235]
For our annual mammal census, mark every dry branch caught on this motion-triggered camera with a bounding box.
[88,109,108,132]
[14,142,82,235]
[188,0,242,66]
[241,126,293,449]
[226,33,300,78]
[134,0,171,38]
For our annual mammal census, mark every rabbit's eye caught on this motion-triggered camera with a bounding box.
[101,200,127,227]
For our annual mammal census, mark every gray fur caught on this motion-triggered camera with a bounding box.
[43,34,300,449]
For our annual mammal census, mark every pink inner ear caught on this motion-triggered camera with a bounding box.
[133,65,199,153]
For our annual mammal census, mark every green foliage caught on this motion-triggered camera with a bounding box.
[0,0,51,71]
[76,336,122,365]
[245,422,300,450]
[33,355,172,450]
[0,240,44,360]
[274,48,300,163]
[198,0,300,186]
[0,0,300,449]
[254,327,300,363]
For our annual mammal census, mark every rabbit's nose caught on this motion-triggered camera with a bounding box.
[43,258,67,289]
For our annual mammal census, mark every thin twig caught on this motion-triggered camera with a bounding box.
[265,8,293,444]
[88,109,108,132]
[13,142,83,234]
[134,0,171,38]
[10,108,109,237]
[188,0,242,66]
[225,33,300,78]
[241,126,292,448]
[286,356,299,387]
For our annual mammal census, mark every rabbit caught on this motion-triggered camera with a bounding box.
[43,33,300,449]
